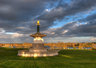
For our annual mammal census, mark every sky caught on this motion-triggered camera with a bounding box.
[0,0,96,43]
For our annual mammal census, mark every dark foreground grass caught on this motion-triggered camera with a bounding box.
[0,48,96,68]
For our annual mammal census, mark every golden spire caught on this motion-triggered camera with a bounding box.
[37,20,40,25]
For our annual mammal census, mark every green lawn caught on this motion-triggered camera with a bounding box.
[0,48,96,68]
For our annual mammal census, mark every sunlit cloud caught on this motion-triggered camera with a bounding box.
[0,0,96,43]
[62,30,69,34]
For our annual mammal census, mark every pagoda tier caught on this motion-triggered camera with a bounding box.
[30,21,46,38]
[30,32,46,38]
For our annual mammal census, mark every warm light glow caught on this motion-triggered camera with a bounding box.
[34,37,44,41]
[25,54,29,57]
[22,52,25,56]
[21,52,30,57]
[34,53,38,57]
[21,53,30,57]
[37,20,40,25]
[43,54,47,57]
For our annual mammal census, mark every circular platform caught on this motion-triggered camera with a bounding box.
[18,49,59,57]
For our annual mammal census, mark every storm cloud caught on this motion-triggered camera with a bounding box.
[0,0,96,43]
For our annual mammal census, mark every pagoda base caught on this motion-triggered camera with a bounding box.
[18,50,59,57]
[18,43,59,57]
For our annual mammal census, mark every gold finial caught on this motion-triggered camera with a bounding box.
[37,20,40,25]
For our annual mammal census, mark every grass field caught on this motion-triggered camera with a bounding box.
[0,48,96,68]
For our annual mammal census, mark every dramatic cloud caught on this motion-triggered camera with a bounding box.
[50,21,96,37]
[0,0,58,32]
[81,13,96,22]
[0,0,96,43]
[37,0,96,25]
[63,22,96,37]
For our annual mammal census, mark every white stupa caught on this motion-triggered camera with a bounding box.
[18,21,59,57]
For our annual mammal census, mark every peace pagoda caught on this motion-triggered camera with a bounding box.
[18,21,59,57]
